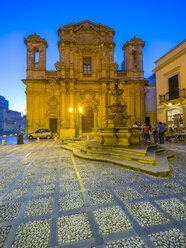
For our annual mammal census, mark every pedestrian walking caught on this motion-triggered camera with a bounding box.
[152,122,158,143]
[141,122,146,139]
[144,123,150,141]
[158,122,165,144]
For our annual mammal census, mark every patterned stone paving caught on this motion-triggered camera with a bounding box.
[0,226,11,247]
[59,192,84,211]
[0,202,23,223]
[114,185,143,201]
[0,140,185,248]
[58,213,93,245]
[155,198,186,221]
[24,197,53,218]
[94,206,133,234]
[148,228,186,248]
[88,189,115,205]
[105,236,147,248]
[126,201,170,227]
[12,219,51,247]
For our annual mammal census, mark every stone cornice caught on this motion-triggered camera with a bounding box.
[24,33,48,47]
[153,48,186,72]
[58,20,115,35]
[122,36,145,50]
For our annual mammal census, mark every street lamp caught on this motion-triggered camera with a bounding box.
[69,106,83,136]
[69,107,73,113]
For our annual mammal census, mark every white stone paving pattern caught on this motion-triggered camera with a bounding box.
[0,140,185,247]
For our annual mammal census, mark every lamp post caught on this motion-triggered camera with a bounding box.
[69,106,83,137]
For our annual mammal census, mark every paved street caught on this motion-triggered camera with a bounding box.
[0,140,185,248]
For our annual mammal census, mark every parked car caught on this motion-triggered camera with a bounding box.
[27,129,53,139]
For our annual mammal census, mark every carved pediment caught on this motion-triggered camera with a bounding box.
[75,30,100,44]
[74,21,99,32]
[58,20,115,45]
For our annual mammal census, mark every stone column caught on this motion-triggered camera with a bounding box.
[94,109,98,129]
[69,81,75,128]
[135,91,141,122]
[129,88,135,125]
[32,90,38,130]
[60,81,66,129]
[101,82,107,127]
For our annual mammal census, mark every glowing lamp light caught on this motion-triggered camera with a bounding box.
[78,107,82,113]
[69,107,73,113]
[168,103,172,106]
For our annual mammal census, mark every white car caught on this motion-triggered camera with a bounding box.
[27,129,53,139]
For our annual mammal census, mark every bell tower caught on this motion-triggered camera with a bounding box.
[24,33,48,79]
[122,36,145,79]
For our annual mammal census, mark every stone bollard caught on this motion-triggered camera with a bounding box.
[10,134,13,137]
[54,137,57,142]
[2,140,5,145]
[37,137,40,142]
[15,133,17,136]
[3,135,6,138]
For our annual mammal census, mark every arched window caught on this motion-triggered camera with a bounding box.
[132,50,137,65]
[34,51,39,67]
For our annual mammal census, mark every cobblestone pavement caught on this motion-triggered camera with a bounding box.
[0,140,185,248]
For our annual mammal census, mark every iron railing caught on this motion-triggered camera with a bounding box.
[159,88,185,103]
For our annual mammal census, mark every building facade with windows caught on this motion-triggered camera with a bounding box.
[23,20,147,138]
[153,40,186,128]
[0,96,9,110]
[0,96,26,134]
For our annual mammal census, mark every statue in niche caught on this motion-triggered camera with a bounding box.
[48,96,58,113]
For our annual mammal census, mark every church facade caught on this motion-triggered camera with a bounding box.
[23,20,147,138]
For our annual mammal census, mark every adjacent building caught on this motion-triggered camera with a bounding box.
[153,40,186,128]
[23,20,148,138]
[145,73,157,124]
[0,96,26,133]
[0,95,9,110]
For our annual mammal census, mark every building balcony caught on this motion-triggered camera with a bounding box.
[159,88,186,103]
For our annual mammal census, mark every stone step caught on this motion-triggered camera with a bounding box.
[66,142,167,165]
[68,141,150,156]
[80,147,155,165]
[61,144,171,177]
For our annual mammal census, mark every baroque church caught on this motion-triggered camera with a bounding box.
[23,20,147,138]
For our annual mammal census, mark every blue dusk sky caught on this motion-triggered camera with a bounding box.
[0,0,185,113]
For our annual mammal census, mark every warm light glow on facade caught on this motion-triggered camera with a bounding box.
[69,107,73,113]
[78,107,82,113]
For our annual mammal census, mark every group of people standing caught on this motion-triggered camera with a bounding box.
[132,121,167,144]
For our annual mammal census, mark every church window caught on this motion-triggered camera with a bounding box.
[83,57,91,73]
[34,51,39,67]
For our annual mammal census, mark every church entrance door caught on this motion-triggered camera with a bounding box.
[50,118,57,133]
[82,107,94,133]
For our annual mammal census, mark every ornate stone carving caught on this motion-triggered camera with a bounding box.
[24,33,48,47]
[23,20,146,137]
[55,61,61,71]
[48,96,58,113]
